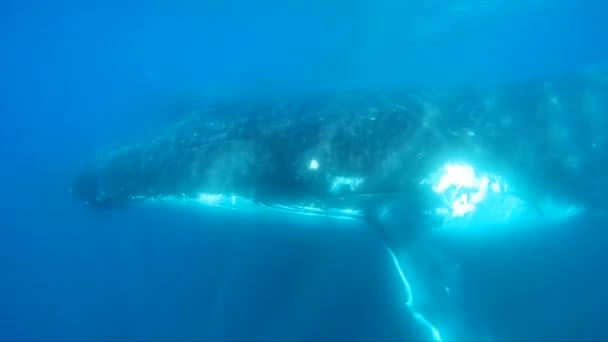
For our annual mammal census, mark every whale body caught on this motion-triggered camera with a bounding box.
[70,64,608,341]
[72,64,606,239]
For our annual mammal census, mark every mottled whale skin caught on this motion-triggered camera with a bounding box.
[71,65,608,341]
[72,64,607,241]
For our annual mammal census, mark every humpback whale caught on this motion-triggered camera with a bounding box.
[70,64,607,340]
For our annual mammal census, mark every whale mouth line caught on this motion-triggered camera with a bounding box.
[130,193,368,222]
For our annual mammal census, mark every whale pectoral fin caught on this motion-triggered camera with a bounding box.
[388,235,462,342]
[361,195,461,340]
[362,195,432,250]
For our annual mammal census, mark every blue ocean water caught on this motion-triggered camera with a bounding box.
[2,0,608,340]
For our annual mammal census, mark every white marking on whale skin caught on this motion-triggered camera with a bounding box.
[308,159,319,170]
[198,193,223,205]
[329,176,365,194]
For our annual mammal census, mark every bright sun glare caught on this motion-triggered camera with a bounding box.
[427,162,505,218]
